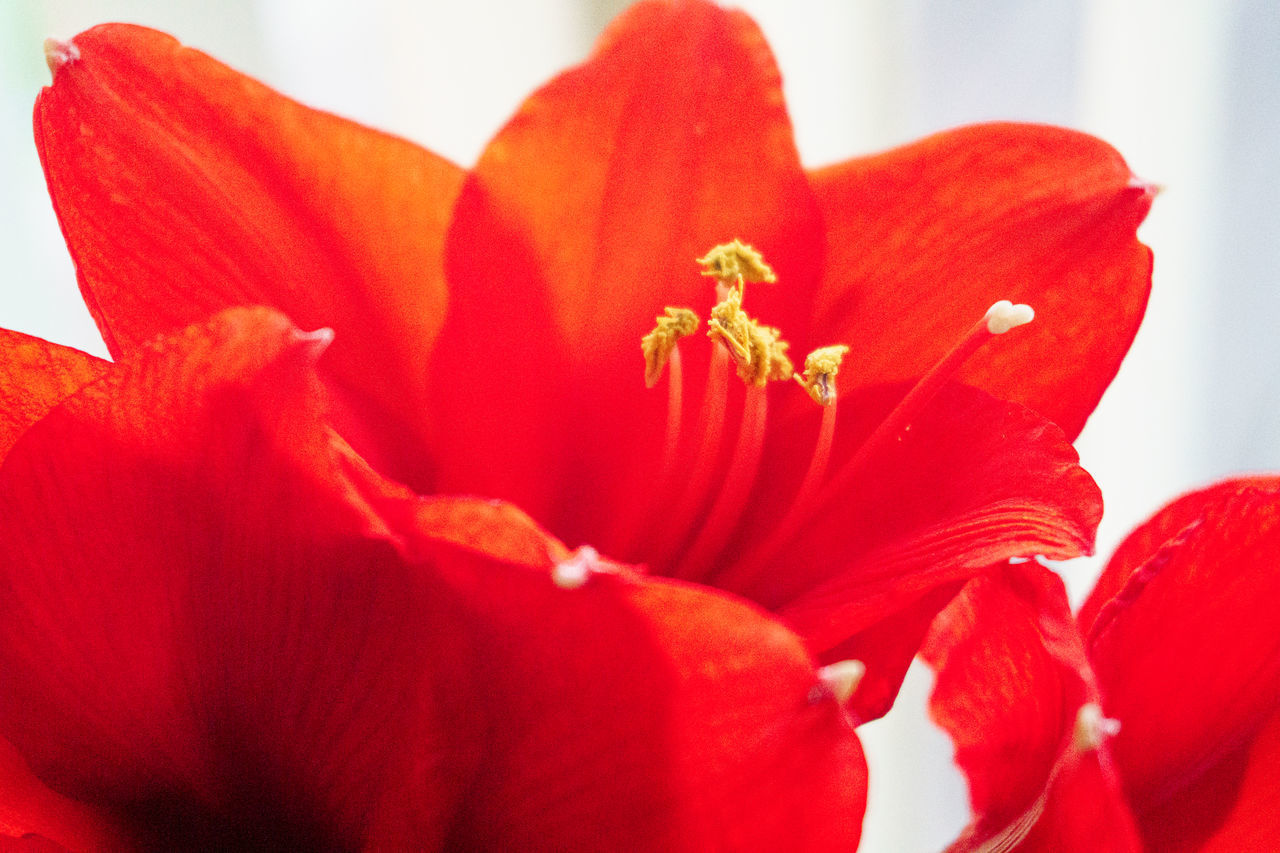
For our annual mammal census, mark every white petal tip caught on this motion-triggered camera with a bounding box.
[1073,702,1121,751]
[552,546,599,589]
[43,37,79,75]
[817,659,866,705]
[985,300,1035,334]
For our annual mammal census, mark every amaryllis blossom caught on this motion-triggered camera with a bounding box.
[3,0,1153,846]
[30,0,1152,724]
[925,476,1280,851]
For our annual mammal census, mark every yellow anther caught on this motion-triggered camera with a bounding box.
[707,285,753,365]
[796,345,850,406]
[744,323,793,386]
[697,240,777,286]
[708,289,794,387]
[641,307,700,388]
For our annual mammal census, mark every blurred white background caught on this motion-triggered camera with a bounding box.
[2,1,1277,849]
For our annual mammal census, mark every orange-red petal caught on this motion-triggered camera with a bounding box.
[428,0,822,529]
[0,329,106,464]
[809,123,1153,438]
[35,24,462,488]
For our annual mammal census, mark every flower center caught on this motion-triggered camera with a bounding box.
[629,241,1034,587]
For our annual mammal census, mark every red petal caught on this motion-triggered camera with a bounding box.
[924,563,1139,852]
[1078,475,1280,634]
[1141,706,1280,852]
[1006,747,1142,853]
[410,550,868,851]
[35,25,462,487]
[428,0,822,534]
[743,383,1099,675]
[0,734,126,850]
[1087,482,1280,844]
[0,307,449,846]
[809,123,1153,438]
[0,308,865,848]
[0,329,106,463]
[814,583,963,723]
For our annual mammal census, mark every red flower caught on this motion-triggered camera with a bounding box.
[32,0,1151,724]
[925,476,1280,851]
[3,0,1152,847]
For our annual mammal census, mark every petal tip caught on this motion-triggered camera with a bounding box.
[43,37,79,76]
[814,659,866,706]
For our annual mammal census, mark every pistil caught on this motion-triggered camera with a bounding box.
[721,301,1034,589]
[820,300,1034,502]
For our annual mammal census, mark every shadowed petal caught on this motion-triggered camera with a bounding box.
[1087,483,1280,846]
[35,24,462,488]
[1138,707,1280,853]
[429,0,822,531]
[809,123,1153,438]
[0,734,127,850]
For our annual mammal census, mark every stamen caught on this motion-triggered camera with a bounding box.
[658,345,686,485]
[641,307,699,388]
[712,346,843,591]
[697,239,777,286]
[723,301,1034,589]
[673,383,770,579]
[707,283,754,368]
[745,323,794,386]
[1072,702,1121,752]
[812,659,866,705]
[552,546,600,589]
[615,343,687,554]
[647,343,732,561]
[795,345,850,407]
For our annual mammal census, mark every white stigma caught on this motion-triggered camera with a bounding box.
[985,300,1035,334]
[294,326,336,361]
[551,546,599,589]
[816,659,866,705]
[1073,702,1121,752]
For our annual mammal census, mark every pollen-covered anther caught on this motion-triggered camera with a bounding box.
[697,239,777,286]
[43,37,80,75]
[1072,702,1121,752]
[815,659,866,705]
[742,323,793,386]
[797,344,850,406]
[551,546,600,589]
[985,299,1035,334]
[706,286,793,387]
[641,307,699,388]
[707,283,753,364]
